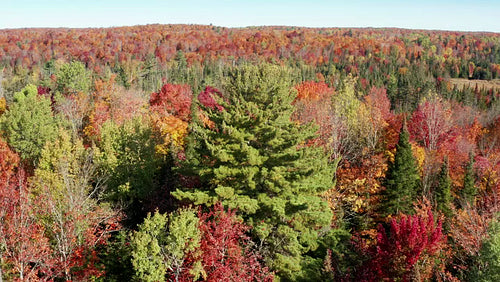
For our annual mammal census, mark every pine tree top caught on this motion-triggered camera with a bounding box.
[381,124,420,216]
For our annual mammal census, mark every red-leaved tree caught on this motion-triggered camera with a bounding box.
[149,83,193,122]
[294,81,333,101]
[292,81,337,154]
[0,138,54,281]
[198,86,224,112]
[409,96,452,152]
[149,83,193,155]
[197,86,224,130]
[181,203,273,282]
[358,209,445,281]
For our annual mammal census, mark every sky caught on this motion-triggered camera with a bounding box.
[1,0,499,32]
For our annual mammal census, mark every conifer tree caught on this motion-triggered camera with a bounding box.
[471,218,500,281]
[461,153,477,207]
[174,64,334,280]
[380,123,420,216]
[435,157,452,218]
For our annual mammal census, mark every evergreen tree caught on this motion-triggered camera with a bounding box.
[380,123,420,216]
[174,64,334,280]
[470,218,500,281]
[172,50,188,83]
[435,157,452,218]
[461,153,477,207]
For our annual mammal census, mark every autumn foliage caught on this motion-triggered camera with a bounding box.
[0,139,53,280]
[195,204,273,282]
[0,23,499,280]
[198,86,224,111]
[358,208,445,281]
[149,83,193,153]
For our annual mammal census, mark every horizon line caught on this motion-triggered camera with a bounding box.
[1,23,498,34]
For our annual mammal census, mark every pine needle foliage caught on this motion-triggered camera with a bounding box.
[174,64,334,280]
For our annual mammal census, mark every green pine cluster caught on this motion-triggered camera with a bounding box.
[435,157,453,218]
[173,64,334,280]
[461,153,477,207]
[470,218,500,281]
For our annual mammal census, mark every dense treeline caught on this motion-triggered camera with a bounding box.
[0,25,499,281]
[1,25,500,107]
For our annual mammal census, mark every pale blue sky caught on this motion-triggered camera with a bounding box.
[1,0,499,32]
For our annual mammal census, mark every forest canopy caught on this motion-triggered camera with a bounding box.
[0,24,499,281]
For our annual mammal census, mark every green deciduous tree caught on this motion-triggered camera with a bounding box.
[95,117,161,225]
[0,84,59,166]
[131,208,202,282]
[329,76,367,162]
[380,123,420,216]
[174,64,334,280]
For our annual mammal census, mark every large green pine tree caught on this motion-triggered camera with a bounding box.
[435,157,452,218]
[380,123,420,216]
[174,64,334,280]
